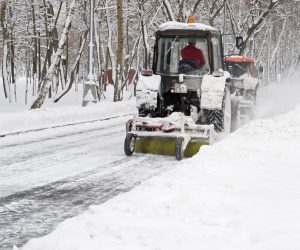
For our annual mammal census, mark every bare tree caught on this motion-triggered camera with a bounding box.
[31,0,76,109]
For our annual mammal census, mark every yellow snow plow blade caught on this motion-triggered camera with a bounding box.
[124,116,214,160]
[134,137,209,158]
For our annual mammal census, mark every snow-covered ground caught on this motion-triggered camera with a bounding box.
[0,115,176,249]
[0,100,135,136]
[0,74,300,250]
[0,77,134,113]
[0,78,136,135]
[14,75,300,250]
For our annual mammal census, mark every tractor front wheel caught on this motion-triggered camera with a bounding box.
[124,133,137,156]
[175,137,184,161]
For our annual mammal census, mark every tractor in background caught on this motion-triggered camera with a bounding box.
[224,56,260,124]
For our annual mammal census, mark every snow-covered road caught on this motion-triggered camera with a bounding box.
[0,116,176,249]
[1,78,300,250]
[16,79,300,250]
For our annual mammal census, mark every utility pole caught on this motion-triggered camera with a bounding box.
[82,0,98,106]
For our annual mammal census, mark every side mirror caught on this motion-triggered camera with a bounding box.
[259,66,264,73]
[141,69,153,76]
[235,36,243,49]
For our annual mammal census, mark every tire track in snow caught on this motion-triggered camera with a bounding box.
[0,124,123,168]
[0,116,129,185]
[0,155,174,250]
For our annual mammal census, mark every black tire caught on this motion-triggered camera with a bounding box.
[207,109,224,132]
[207,88,231,133]
[124,133,136,156]
[175,137,184,161]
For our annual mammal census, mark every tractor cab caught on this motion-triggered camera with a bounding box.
[224,56,255,78]
[137,21,226,118]
[153,22,224,77]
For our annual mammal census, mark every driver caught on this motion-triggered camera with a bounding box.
[181,39,206,69]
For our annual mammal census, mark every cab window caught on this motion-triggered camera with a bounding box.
[156,37,210,76]
[211,37,222,71]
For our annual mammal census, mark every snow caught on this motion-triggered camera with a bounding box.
[136,89,158,110]
[200,71,230,110]
[0,76,136,198]
[240,74,259,90]
[0,78,136,135]
[255,79,300,118]
[18,78,300,250]
[0,116,132,198]
[159,21,218,32]
[136,74,161,109]
[136,74,161,91]
[0,98,135,136]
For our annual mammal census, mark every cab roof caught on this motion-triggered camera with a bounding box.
[224,56,254,63]
[159,21,218,33]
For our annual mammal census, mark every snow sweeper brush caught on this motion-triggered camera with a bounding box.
[124,113,215,161]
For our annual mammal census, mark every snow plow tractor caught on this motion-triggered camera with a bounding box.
[124,21,241,160]
[224,56,259,124]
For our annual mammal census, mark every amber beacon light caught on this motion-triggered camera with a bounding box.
[187,16,196,23]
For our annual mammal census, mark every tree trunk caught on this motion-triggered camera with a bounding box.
[0,1,9,99]
[9,31,16,101]
[138,1,150,70]
[114,0,124,102]
[31,0,38,92]
[105,0,116,93]
[54,29,88,103]
[31,0,76,109]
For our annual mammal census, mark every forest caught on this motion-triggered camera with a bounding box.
[0,0,299,108]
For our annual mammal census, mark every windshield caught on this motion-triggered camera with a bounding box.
[156,37,210,76]
[225,62,254,78]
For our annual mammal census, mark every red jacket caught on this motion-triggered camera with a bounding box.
[181,45,206,68]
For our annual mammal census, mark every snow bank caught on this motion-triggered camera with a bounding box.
[0,77,136,135]
[20,105,300,249]
[0,100,136,136]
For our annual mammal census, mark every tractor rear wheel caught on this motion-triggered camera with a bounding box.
[207,88,231,133]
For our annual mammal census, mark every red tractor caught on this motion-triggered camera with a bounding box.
[225,56,260,124]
